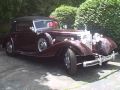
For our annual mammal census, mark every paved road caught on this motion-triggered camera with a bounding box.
[0,48,120,90]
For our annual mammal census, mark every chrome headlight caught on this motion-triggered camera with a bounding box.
[93,33,103,44]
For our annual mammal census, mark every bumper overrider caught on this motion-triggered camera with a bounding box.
[83,51,118,67]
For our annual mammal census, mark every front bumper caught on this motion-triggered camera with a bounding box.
[83,51,118,67]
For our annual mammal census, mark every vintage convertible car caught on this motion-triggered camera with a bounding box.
[2,16,118,75]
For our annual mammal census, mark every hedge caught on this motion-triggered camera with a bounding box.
[75,0,120,48]
[50,5,77,29]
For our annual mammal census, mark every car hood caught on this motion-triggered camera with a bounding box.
[46,29,87,36]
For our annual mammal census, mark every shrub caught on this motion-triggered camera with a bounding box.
[75,0,120,48]
[50,5,77,29]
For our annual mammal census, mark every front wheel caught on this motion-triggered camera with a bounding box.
[63,48,77,75]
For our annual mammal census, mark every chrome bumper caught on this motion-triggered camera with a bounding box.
[83,51,118,67]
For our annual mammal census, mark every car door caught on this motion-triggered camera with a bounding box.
[15,22,37,52]
[23,22,37,52]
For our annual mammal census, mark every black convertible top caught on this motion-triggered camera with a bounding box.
[13,16,54,22]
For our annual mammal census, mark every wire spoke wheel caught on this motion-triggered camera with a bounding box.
[38,38,48,52]
[64,51,71,69]
[63,48,77,75]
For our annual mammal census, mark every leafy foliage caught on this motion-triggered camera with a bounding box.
[57,0,85,7]
[0,0,85,23]
[75,0,120,47]
[0,0,22,22]
[0,0,85,34]
[50,5,77,28]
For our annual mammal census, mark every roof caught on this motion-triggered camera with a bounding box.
[13,16,54,22]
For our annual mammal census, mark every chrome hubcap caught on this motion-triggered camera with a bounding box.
[64,52,70,69]
[38,38,47,52]
[6,42,13,53]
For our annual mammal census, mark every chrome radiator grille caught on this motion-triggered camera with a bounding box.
[77,31,92,50]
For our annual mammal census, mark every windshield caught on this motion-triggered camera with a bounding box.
[34,20,58,30]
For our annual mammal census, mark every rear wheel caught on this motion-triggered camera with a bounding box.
[63,48,77,75]
[6,40,15,56]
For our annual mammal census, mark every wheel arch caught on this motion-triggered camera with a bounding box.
[54,42,84,58]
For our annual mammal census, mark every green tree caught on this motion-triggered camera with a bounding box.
[0,0,86,33]
[0,0,86,23]
[0,0,24,33]
[58,0,85,7]
[0,0,24,22]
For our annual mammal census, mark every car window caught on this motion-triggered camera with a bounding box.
[16,22,32,32]
[35,20,49,29]
[34,20,52,29]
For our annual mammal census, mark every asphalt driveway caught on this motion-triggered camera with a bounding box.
[0,47,120,90]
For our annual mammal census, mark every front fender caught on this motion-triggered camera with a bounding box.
[67,40,93,56]
[40,40,93,57]
[94,37,117,55]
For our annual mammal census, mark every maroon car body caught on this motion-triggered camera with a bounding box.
[2,16,118,75]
